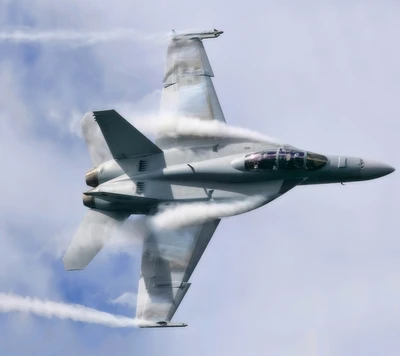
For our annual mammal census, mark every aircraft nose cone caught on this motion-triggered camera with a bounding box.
[360,159,395,180]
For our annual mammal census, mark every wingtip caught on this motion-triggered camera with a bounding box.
[62,256,86,271]
[137,321,188,328]
[171,29,223,41]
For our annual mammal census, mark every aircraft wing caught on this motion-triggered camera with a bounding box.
[135,179,305,327]
[156,30,225,148]
[136,219,220,327]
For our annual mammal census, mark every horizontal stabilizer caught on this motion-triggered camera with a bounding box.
[63,209,129,271]
[137,321,188,328]
[93,110,162,160]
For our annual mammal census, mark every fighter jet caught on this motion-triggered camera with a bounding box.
[63,29,395,328]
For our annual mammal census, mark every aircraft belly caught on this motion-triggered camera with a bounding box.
[167,180,284,202]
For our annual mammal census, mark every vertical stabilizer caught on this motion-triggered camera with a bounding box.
[81,110,163,167]
[81,113,113,167]
[93,110,162,159]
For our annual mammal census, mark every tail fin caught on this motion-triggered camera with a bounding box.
[81,109,162,166]
[81,113,113,167]
[93,109,162,160]
[63,209,129,271]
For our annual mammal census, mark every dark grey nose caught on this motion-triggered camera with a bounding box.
[360,160,395,180]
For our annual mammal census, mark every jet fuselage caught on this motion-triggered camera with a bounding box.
[83,141,394,214]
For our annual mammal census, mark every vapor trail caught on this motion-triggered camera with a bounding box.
[109,292,137,309]
[0,29,167,45]
[135,115,281,144]
[150,196,266,230]
[0,293,147,328]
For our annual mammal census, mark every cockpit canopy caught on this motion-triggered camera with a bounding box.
[244,148,328,172]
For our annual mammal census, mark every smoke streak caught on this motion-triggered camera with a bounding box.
[150,196,267,230]
[135,115,281,145]
[0,29,167,46]
[0,293,147,328]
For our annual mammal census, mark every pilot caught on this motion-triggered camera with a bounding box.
[293,152,304,169]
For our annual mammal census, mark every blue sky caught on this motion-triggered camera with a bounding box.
[0,1,399,355]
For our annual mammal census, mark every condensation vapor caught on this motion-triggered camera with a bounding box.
[80,110,281,167]
[149,196,266,230]
[0,29,168,46]
[135,115,282,145]
[0,293,148,328]
[107,217,149,256]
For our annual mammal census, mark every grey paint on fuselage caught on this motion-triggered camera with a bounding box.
[84,139,394,214]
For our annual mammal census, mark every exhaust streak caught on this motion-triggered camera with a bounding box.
[0,293,147,328]
[0,29,167,46]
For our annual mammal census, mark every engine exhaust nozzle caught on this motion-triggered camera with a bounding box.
[85,168,99,187]
[82,194,95,208]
